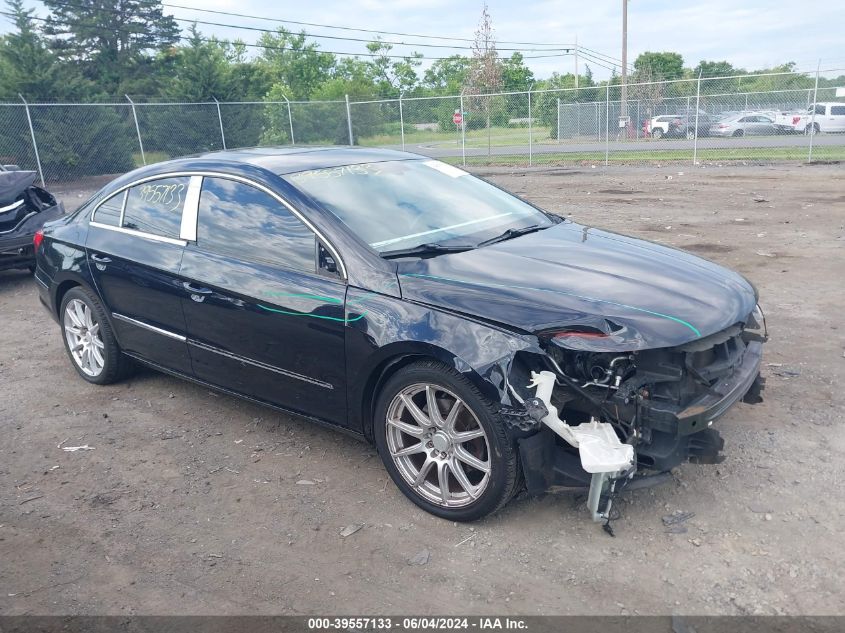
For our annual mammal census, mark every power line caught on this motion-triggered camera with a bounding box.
[39,0,584,55]
[7,10,577,63]
[161,2,581,48]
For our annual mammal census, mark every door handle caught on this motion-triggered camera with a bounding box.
[90,253,111,263]
[182,281,212,295]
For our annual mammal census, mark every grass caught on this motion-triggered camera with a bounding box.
[357,126,551,149]
[440,145,845,166]
[133,151,170,167]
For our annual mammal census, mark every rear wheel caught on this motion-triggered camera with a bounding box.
[805,122,820,135]
[732,129,744,137]
[374,361,520,521]
[685,129,696,139]
[60,287,132,385]
[651,127,663,139]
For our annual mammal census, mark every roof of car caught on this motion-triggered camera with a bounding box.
[186,146,422,175]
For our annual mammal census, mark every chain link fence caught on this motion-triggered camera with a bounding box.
[1,67,843,183]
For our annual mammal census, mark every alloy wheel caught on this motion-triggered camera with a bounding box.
[385,383,491,508]
[63,298,105,377]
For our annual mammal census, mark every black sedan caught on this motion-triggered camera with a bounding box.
[35,148,766,522]
[1,165,64,273]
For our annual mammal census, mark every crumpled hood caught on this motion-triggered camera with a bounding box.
[396,222,757,350]
[0,170,37,207]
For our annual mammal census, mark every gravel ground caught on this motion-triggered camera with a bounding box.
[1,164,843,616]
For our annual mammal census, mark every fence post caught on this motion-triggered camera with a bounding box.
[213,97,227,150]
[125,94,146,166]
[808,60,821,164]
[460,94,466,167]
[636,100,640,139]
[528,88,533,167]
[18,94,44,187]
[556,98,560,142]
[693,71,702,166]
[399,94,405,151]
[345,94,354,146]
[595,102,599,141]
[281,94,295,145]
[604,84,609,166]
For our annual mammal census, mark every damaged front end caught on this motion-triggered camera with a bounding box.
[0,166,65,272]
[504,305,767,524]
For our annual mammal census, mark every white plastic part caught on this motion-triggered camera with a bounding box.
[527,371,634,474]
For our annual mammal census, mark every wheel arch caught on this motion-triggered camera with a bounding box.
[356,342,502,443]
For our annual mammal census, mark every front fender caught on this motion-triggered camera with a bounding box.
[344,287,540,438]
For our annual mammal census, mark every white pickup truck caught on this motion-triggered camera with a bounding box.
[774,102,845,134]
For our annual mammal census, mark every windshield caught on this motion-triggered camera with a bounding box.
[285,159,553,252]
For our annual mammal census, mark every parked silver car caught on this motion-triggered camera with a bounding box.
[710,114,776,137]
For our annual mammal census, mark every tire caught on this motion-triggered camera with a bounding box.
[685,129,695,140]
[805,123,820,135]
[651,127,663,139]
[373,360,520,521]
[59,286,133,385]
[732,129,744,137]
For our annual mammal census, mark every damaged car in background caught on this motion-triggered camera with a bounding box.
[34,148,766,527]
[0,164,64,273]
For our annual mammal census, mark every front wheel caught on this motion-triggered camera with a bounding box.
[805,123,820,135]
[60,287,133,385]
[374,361,520,521]
[651,128,663,139]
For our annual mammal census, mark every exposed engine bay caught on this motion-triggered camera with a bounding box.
[504,305,767,532]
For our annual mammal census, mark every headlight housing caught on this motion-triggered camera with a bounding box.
[743,303,768,343]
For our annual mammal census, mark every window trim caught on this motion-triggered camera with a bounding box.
[90,170,347,280]
[89,221,187,246]
[90,189,126,227]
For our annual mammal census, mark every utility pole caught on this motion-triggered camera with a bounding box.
[574,35,579,90]
[621,0,628,128]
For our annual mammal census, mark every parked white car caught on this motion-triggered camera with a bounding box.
[646,115,679,139]
[774,103,845,134]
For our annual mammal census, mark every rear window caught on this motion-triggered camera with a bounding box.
[122,177,190,239]
[92,191,125,227]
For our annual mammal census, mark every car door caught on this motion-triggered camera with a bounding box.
[86,175,197,374]
[752,116,772,135]
[829,105,845,132]
[178,175,349,425]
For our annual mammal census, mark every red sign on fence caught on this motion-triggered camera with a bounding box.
[453,111,463,125]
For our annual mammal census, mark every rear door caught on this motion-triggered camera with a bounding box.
[829,104,845,132]
[178,176,348,425]
[86,175,198,374]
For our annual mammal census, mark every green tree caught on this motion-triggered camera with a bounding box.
[42,0,179,95]
[257,28,335,100]
[0,0,54,101]
[634,51,684,80]
[423,55,471,93]
[501,52,534,91]
[694,60,741,78]
[364,39,422,96]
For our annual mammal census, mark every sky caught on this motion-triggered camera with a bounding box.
[4,0,845,80]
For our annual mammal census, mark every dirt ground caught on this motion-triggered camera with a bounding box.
[1,164,843,616]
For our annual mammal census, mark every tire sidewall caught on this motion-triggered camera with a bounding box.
[374,363,515,522]
[59,287,121,385]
